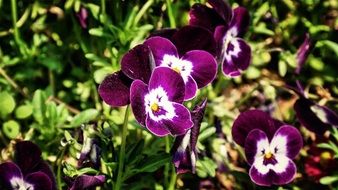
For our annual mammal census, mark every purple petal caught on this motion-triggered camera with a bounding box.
[25,172,52,190]
[221,38,251,77]
[190,99,207,150]
[295,33,315,74]
[294,97,338,135]
[76,7,88,29]
[232,109,283,147]
[33,162,57,190]
[130,80,149,126]
[271,160,297,185]
[121,44,155,83]
[249,166,273,186]
[189,3,225,31]
[272,125,303,159]
[182,50,217,88]
[171,26,216,56]
[143,36,178,66]
[228,7,250,37]
[15,141,42,175]
[0,162,23,189]
[214,25,228,57]
[98,71,133,107]
[148,67,185,103]
[70,175,105,190]
[173,148,193,174]
[207,0,232,23]
[149,28,178,39]
[244,129,268,165]
[184,76,198,100]
[146,115,171,137]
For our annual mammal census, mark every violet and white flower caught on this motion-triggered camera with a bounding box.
[172,99,207,174]
[190,0,251,77]
[245,126,303,186]
[130,67,193,136]
[66,174,105,190]
[232,109,303,186]
[99,44,154,107]
[144,36,217,100]
[0,141,56,190]
[78,125,101,169]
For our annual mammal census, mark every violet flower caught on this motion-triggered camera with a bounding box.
[232,110,303,186]
[76,7,88,29]
[295,33,315,74]
[172,99,207,174]
[291,82,338,135]
[99,45,154,107]
[66,175,105,190]
[0,141,56,190]
[78,125,101,169]
[130,67,193,136]
[144,36,217,100]
[190,0,251,77]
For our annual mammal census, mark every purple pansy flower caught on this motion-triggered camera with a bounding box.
[232,110,303,186]
[130,67,193,136]
[99,45,154,107]
[295,33,315,74]
[290,82,338,135]
[144,36,217,100]
[0,141,56,190]
[172,99,207,174]
[66,175,105,190]
[190,0,251,77]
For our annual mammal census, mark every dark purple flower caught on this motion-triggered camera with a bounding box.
[295,33,315,74]
[78,126,101,169]
[0,141,56,190]
[190,0,251,77]
[144,36,217,100]
[76,7,88,29]
[172,99,207,174]
[99,45,154,107]
[67,175,105,190]
[130,67,193,136]
[245,126,302,186]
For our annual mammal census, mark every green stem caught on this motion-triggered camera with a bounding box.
[164,136,170,187]
[165,0,176,28]
[10,0,27,57]
[168,165,177,190]
[133,0,154,26]
[57,147,66,190]
[114,105,130,190]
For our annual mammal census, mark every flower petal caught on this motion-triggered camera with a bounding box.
[25,172,52,190]
[232,109,283,147]
[221,38,251,77]
[190,98,207,150]
[249,165,273,186]
[148,67,185,103]
[271,157,297,185]
[121,44,155,83]
[244,129,269,165]
[182,50,217,88]
[171,26,216,56]
[130,80,149,126]
[146,116,171,137]
[207,0,232,23]
[149,28,178,39]
[295,33,315,74]
[98,71,133,107]
[294,97,334,135]
[189,3,225,31]
[270,125,302,159]
[143,36,178,66]
[228,7,250,37]
[0,162,23,189]
[15,141,42,175]
[69,175,105,190]
[184,76,198,100]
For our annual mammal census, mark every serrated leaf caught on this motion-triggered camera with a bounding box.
[0,91,16,117]
[70,109,99,127]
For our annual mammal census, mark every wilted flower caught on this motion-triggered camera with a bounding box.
[172,99,207,173]
[144,37,217,100]
[190,0,251,77]
[232,110,303,186]
[130,67,193,136]
[99,45,154,107]
[66,175,105,190]
[0,141,56,190]
[295,33,315,74]
[78,125,101,169]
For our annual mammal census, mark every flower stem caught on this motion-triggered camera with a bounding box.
[114,105,130,190]
[168,165,177,190]
[165,0,176,28]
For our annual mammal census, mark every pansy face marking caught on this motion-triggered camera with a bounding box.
[161,55,193,83]
[144,86,175,121]
[221,31,241,64]
[10,177,33,190]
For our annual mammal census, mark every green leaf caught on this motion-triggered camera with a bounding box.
[70,109,99,127]
[15,104,33,119]
[320,176,338,185]
[317,40,338,56]
[278,60,287,77]
[32,90,47,124]
[0,91,16,117]
[2,120,20,139]
[196,157,217,178]
[136,153,171,173]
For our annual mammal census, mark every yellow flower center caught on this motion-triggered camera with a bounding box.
[151,103,159,112]
[172,67,180,74]
[264,152,273,159]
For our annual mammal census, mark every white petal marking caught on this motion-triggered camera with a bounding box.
[161,54,193,83]
[10,177,34,190]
